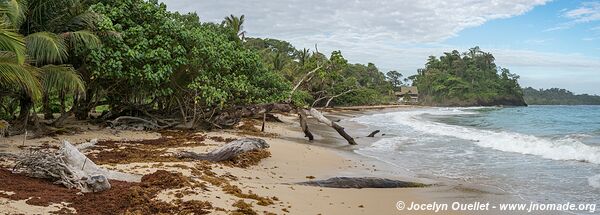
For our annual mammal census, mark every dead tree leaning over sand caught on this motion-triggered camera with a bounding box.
[306,108,357,145]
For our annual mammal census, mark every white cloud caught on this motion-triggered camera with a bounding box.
[546,2,600,31]
[564,2,600,23]
[160,0,548,44]
[159,0,549,68]
[159,0,600,94]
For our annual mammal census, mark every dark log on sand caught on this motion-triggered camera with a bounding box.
[367,130,380,137]
[307,108,357,145]
[177,138,269,162]
[298,177,427,188]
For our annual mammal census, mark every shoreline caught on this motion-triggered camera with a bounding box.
[0,106,543,214]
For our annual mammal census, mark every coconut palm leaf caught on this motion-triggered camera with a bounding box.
[25,31,68,64]
[62,9,98,31]
[0,52,41,99]
[27,0,76,25]
[40,64,85,96]
[61,30,100,50]
[0,0,26,28]
[0,24,25,64]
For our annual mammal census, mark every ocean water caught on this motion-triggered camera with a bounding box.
[352,106,600,209]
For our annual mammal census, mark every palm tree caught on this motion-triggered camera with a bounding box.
[224,14,246,40]
[297,48,310,66]
[0,0,99,127]
[0,0,41,97]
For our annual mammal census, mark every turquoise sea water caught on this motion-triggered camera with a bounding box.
[352,106,600,212]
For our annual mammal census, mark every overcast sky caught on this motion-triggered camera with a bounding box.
[159,0,600,95]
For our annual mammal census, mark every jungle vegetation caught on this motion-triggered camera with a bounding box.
[409,47,527,106]
[523,87,600,105]
[0,0,398,134]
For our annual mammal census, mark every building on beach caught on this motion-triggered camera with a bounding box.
[395,86,419,103]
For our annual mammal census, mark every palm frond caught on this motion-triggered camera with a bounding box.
[27,0,76,25]
[0,24,25,64]
[40,64,85,97]
[65,10,99,30]
[61,30,100,50]
[0,0,27,28]
[25,31,68,65]
[0,52,42,99]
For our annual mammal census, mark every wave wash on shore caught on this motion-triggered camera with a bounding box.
[355,108,600,164]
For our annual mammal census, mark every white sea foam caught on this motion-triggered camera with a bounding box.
[357,108,600,164]
[588,174,600,188]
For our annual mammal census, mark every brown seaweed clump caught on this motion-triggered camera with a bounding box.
[191,163,275,207]
[141,170,191,189]
[220,149,271,168]
[230,200,258,215]
[0,168,212,215]
[88,130,208,165]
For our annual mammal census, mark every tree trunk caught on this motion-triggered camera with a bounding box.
[307,108,357,145]
[75,89,93,120]
[297,108,314,140]
[42,94,54,120]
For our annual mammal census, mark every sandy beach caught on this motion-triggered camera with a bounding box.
[0,107,526,215]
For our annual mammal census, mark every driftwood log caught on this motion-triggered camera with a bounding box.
[298,177,427,188]
[14,140,142,192]
[307,108,357,145]
[177,138,269,161]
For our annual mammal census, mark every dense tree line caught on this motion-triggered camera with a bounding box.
[0,0,395,134]
[244,37,395,107]
[410,47,526,106]
[523,87,600,105]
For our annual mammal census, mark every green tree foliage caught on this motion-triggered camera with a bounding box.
[386,70,403,90]
[411,47,526,106]
[85,0,288,121]
[523,87,600,105]
[245,37,395,107]
[0,0,400,129]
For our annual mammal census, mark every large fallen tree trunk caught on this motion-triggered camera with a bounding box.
[14,140,142,192]
[307,108,357,145]
[177,138,269,161]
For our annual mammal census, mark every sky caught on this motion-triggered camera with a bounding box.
[159,0,600,95]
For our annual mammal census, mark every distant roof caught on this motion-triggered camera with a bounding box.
[395,86,418,96]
